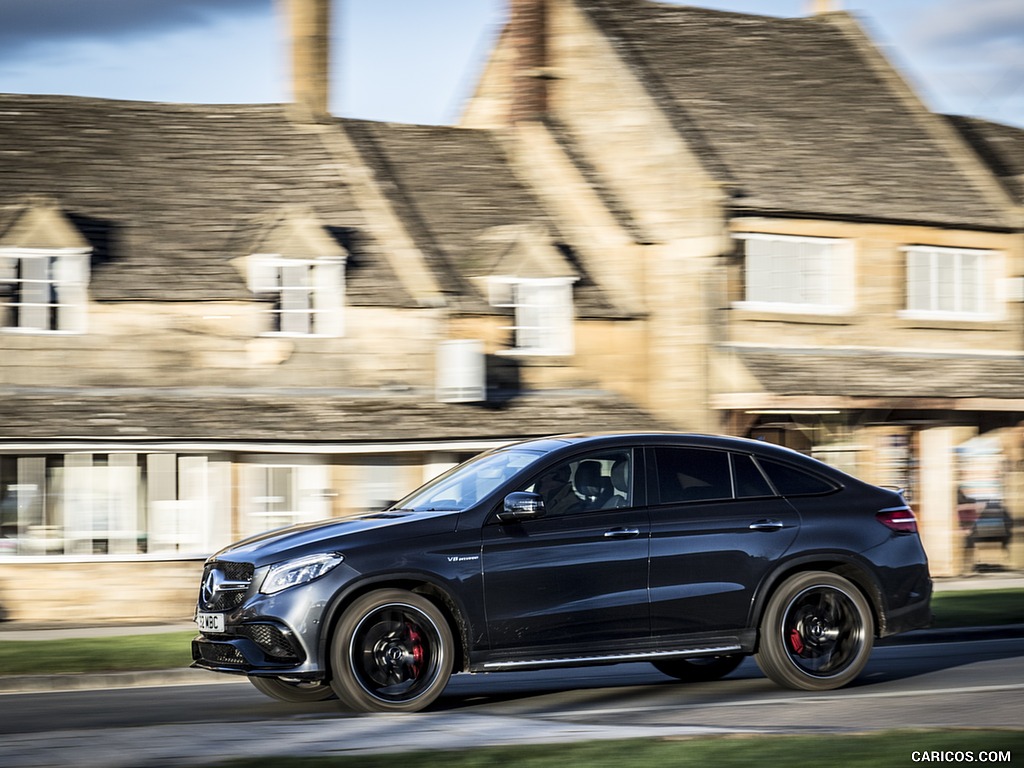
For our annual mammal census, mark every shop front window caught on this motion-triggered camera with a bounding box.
[0,453,230,558]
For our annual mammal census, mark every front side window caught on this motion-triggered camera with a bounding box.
[904,246,999,320]
[0,248,90,333]
[523,450,633,516]
[489,277,575,355]
[737,234,854,314]
[249,255,344,337]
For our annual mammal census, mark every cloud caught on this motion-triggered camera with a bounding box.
[910,0,1024,51]
[0,0,270,59]
[903,0,1024,124]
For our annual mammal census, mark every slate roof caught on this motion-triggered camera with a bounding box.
[341,119,622,317]
[0,94,406,305]
[947,115,1024,205]
[0,388,668,442]
[578,1,1012,229]
[727,346,1024,402]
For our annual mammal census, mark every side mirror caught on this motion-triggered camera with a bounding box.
[497,491,546,522]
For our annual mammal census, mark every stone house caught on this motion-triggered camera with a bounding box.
[462,0,1024,577]
[0,0,1022,621]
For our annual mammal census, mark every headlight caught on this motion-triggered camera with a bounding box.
[260,553,344,595]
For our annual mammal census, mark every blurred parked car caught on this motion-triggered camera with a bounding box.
[192,433,932,712]
[966,500,1013,550]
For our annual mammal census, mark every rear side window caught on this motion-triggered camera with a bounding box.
[759,459,836,496]
[653,447,732,504]
[732,453,775,498]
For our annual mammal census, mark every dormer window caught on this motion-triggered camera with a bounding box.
[489,276,576,356]
[248,255,344,337]
[0,247,90,333]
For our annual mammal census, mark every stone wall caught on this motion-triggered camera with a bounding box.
[0,303,442,390]
[0,559,204,624]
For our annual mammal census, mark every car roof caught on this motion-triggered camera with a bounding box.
[497,432,851,484]
[504,432,806,458]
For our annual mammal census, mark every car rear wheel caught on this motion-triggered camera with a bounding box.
[330,589,454,713]
[248,676,337,703]
[755,571,874,691]
[652,654,744,682]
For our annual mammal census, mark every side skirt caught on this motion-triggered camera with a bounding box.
[469,630,755,673]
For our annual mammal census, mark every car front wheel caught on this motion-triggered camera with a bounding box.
[248,676,336,703]
[329,589,454,713]
[755,571,874,691]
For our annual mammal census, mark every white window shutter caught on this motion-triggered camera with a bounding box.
[0,254,14,282]
[436,339,485,402]
[313,260,344,337]
[19,256,49,330]
[488,278,514,307]
[54,251,90,333]
[546,281,575,355]
[248,255,280,293]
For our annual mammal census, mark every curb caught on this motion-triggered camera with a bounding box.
[878,623,1024,645]
[2,625,1022,695]
[0,667,244,694]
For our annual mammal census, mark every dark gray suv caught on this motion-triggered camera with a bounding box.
[192,433,931,712]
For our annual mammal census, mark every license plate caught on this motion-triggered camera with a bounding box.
[196,612,225,633]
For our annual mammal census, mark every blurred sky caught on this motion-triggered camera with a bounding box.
[0,0,1021,128]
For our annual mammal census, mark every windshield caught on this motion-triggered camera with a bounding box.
[391,449,545,512]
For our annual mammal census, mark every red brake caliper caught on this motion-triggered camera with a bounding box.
[789,628,805,655]
[406,623,424,679]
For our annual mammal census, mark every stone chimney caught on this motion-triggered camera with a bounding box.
[509,0,548,123]
[808,0,841,13]
[283,0,331,117]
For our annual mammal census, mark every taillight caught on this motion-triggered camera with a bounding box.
[876,507,918,533]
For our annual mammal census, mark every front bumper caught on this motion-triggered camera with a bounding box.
[191,621,313,677]
[191,557,359,679]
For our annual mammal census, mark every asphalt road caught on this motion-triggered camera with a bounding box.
[2,637,1022,767]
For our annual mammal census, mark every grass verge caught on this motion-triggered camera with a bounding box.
[929,588,1024,628]
[208,731,1024,768]
[0,630,195,675]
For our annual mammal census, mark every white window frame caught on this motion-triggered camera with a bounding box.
[901,245,1002,321]
[488,276,576,356]
[0,247,90,333]
[735,234,855,315]
[248,254,344,337]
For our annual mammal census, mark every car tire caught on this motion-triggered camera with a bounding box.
[755,571,874,691]
[248,675,337,703]
[652,654,744,682]
[329,589,454,713]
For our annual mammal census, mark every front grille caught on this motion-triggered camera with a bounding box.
[238,624,302,662]
[200,560,254,611]
[197,643,246,666]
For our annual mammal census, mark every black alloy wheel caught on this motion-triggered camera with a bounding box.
[755,571,874,691]
[248,675,337,702]
[330,589,454,713]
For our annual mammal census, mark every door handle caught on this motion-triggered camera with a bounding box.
[604,527,641,539]
[748,519,785,531]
